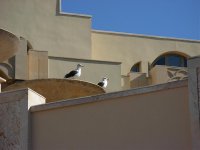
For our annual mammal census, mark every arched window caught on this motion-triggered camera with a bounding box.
[152,54,187,68]
[130,62,141,72]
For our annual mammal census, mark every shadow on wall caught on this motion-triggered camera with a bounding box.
[0,57,15,79]
[0,29,20,62]
[0,69,10,80]
[20,36,33,51]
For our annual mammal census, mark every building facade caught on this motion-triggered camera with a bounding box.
[1,1,200,150]
[0,0,200,92]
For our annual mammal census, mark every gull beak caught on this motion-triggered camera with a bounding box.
[103,77,109,80]
[78,64,84,67]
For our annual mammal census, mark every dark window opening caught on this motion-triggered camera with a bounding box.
[155,56,165,66]
[152,54,187,68]
[131,62,141,72]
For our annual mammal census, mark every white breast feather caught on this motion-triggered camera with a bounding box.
[75,69,81,77]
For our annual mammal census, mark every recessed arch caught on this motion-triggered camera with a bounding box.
[0,28,20,62]
[151,51,189,68]
[130,61,141,72]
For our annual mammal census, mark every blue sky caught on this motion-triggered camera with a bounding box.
[61,0,200,40]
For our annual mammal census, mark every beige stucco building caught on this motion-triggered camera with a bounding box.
[0,0,200,92]
[0,0,200,150]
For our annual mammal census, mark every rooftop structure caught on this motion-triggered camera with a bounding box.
[0,0,200,92]
[0,0,200,150]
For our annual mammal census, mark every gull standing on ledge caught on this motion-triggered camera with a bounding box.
[64,64,84,78]
[97,77,109,88]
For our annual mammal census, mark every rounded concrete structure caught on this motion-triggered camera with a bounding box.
[0,29,19,62]
[3,79,105,103]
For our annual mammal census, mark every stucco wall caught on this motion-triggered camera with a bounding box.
[0,0,92,59]
[150,65,187,85]
[30,80,191,150]
[0,29,20,62]
[0,37,28,81]
[188,56,200,149]
[48,56,121,92]
[0,89,45,150]
[130,72,149,88]
[28,50,48,79]
[92,30,200,75]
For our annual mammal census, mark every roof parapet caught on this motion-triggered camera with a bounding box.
[92,30,200,43]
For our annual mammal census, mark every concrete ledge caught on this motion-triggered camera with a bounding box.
[92,30,200,43]
[0,88,45,106]
[30,80,188,112]
[57,0,91,19]
[48,56,122,65]
[0,77,6,83]
[58,11,92,19]
[0,88,29,104]
[188,55,200,60]
[57,0,92,18]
